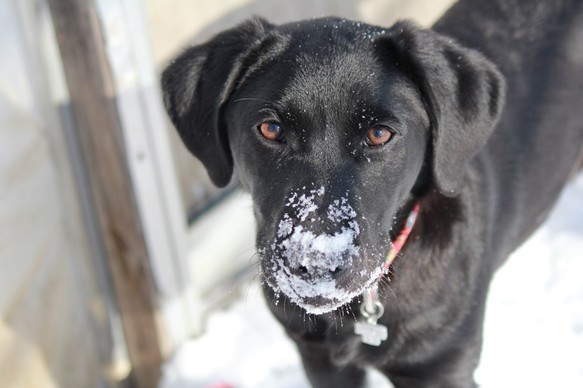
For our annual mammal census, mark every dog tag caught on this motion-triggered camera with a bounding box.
[355,321,388,346]
[356,297,387,346]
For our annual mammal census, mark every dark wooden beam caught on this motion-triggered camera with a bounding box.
[48,1,163,386]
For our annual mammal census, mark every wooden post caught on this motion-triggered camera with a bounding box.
[48,0,163,386]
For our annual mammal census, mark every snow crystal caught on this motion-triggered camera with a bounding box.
[285,187,324,221]
[327,197,357,223]
[277,214,293,238]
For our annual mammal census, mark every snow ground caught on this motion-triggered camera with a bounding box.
[160,174,583,388]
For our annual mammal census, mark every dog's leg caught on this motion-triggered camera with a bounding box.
[296,341,366,388]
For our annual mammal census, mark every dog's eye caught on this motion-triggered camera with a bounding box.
[366,125,393,146]
[258,122,285,142]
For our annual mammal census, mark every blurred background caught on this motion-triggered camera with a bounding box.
[1,1,581,388]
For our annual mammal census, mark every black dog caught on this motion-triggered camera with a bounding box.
[162,0,583,386]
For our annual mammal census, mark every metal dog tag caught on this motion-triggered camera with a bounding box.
[355,299,388,346]
[354,320,388,346]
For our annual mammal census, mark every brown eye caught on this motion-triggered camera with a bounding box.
[258,122,285,142]
[366,125,393,146]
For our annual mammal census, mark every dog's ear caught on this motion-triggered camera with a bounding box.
[379,22,506,196]
[161,18,278,187]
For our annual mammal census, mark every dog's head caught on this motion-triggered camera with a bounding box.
[162,18,505,314]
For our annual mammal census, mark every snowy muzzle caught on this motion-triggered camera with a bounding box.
[261,186,383,315]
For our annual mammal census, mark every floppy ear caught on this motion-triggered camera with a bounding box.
[380,22,506,196]
[161,18,279,187]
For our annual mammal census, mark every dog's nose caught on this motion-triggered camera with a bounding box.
[288,264,309,279]
[288,263,346,280]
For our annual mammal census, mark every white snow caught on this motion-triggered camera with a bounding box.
[327,197,357,222]
[160,174,583,388]
[285,186,324,221]
[279,225,359,265]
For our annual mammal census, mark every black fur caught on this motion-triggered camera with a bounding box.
[162,0,583,386]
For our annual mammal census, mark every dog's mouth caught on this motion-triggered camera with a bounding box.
[259,186,387,314]
[263,258,384,315]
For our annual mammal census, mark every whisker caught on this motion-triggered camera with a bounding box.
[247,250,260,266]
[287,303,298,327]
[384,282,398,300]
[311,313,319,331]
[323,314,338,335]
[348,304,358,322]
[242,269,262,303]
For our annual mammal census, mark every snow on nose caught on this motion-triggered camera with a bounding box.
[268,186,366,313]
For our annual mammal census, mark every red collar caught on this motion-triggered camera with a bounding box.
[383,202,420,272]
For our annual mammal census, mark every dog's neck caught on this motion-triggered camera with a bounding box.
[357,203,420,346]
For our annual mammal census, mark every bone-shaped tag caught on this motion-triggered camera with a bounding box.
[354,321,388,346]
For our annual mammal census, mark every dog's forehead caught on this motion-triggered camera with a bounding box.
[250,20,407,125]
[277,18,388,87]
